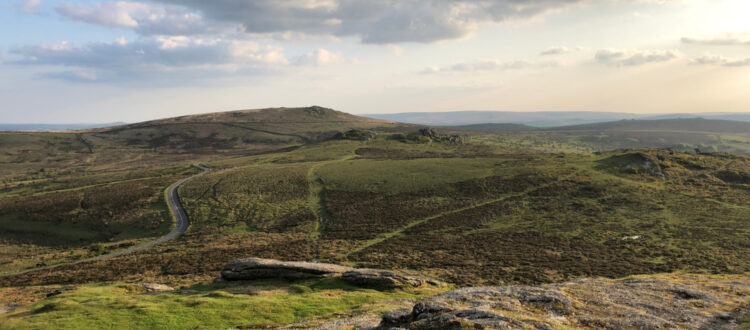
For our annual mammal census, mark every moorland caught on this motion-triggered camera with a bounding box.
[0,106,748,328]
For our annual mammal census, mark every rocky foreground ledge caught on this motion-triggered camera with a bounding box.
[328,275,749,329]
[220,259,749,329]
[220,257,441,288]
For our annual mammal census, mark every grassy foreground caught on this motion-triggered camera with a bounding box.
[0,278,440,329]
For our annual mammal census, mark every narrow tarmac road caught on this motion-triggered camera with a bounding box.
[0,164,211,277]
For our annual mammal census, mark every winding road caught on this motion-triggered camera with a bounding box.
[1,164,211,277]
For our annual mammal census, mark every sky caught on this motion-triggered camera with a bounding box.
[1,0,750,123]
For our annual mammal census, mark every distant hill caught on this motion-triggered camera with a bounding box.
[548,118,750,133]
[0,106,409,179]
[0,122,125,132]
[450,123,538,132]
[365,111,639,127]
[87,106,402,150]
[366,111,750,127]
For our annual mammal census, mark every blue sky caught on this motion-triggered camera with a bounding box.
[2,0,750,123]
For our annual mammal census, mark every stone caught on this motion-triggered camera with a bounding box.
[140,283,174,292]
[46,290,63,298]
[221,257,354,281]
[669,289,706,300]
[378,308,412,328]
[341,268,425,288]
[0,304,23,314]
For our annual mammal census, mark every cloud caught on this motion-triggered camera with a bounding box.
[42,69,99,82]
[9,37,289,81]
[51,1,674,45]
[294,48,344,66]
[594,49,680,66]
[540,46,583,56]
[421,58,558,74]
[148,0,590,44]
[691,54,750,67]
[8,0,42,14]
[387,44,403,56]
[55,1,216,36]
[682,36,750,46]
[540,46,571,55]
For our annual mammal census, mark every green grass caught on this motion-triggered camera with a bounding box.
[317,157,508,194]
[0,278,437,329]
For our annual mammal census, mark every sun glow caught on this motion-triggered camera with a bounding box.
[713,0,750,31]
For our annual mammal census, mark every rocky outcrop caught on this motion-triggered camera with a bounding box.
[221,258,354,280]
[220,258,440,289]
[140,283,174,292]
[341,269,425,288]
[375,276,750,329]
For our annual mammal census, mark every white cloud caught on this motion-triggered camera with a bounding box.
[691,54,750,67]
[682,34,750,46]
[387,44,403,56]
[9,37,289,81]
[422,58,558,74]
[540,46,583,56]
[9,0,42,14]
[55,1,216,36]
[294,48,344,66]
[594,49,680,66]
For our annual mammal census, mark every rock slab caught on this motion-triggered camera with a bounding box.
[140,283,174,292]
[341,268,425,288]
[221,257,354,280]
[376,277,750,329]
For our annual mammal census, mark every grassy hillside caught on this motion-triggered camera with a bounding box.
[6,136,748,288]
[0,106,404,187]
[0,107,409,275]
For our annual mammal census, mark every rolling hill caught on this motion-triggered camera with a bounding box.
[449,123,538,132]
[548,118,750,133]
[367,110,750,127]
[0,106,408,189]
[0,123,126,132]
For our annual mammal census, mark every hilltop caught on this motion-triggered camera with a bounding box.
[87,106,399,149]
[0,106,408,187]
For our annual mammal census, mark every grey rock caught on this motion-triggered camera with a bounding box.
[221,257,354,281]
[375,276,750,329]
[46,290,63,298]
[378,308,412,328]
[411,302,452,320]
[140,283,174,292]
[341,269,425,288]
[0,304,23,315]
[670,288,706,300]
